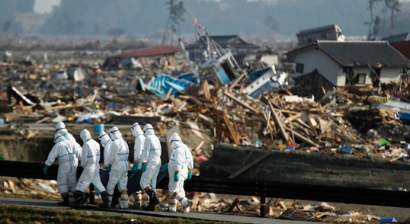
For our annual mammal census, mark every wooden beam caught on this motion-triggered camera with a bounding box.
[268,101,289,142]
[224,91,259,114]
[283,113,301,124]
[203,80,211,100]
[166,87,173,99]
[284,126,320,147]
[228,150,274,179]
[228,197,242,212]
[46,103,92,111]
[221,112,241,145]
[229,73,247,91]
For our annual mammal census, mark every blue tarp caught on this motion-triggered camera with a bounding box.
[142,74,195,98]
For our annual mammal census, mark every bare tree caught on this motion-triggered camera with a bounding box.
[107,27,124,43]
[386,0,400,36]
[3,20,11,32]
[367,0,381,40]
[373,16,381,38]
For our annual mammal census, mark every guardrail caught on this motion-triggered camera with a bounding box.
[1,160,410,217]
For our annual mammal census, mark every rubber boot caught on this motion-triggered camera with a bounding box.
[119,190,129,209]
[141,191,149,209]
[111,194,119,208]
[180,198,193,213]
[72,191,89,209]
[57,193,69,206]
[134,191,142,209]
[98,191,110,208]
[143,189,159,211]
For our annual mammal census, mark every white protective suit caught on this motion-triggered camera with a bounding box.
[131,122,146,208]
[167,133,192,212]
[139,124,162,192]
[107,126,130,209]
[131,122,145,169]
[98,131,113,167]
[55,122,82,162]
[45,133,78,194]
[74,129,106,193]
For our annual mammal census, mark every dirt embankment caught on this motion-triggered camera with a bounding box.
[201,143,410,189]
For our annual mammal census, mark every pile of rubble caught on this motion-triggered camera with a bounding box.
[1,58,410,163]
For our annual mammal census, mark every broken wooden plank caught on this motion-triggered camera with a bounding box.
[166,87,173,99]
[268,100,289,142]
[227,197,242,213]
[221,112,241,145]
[284,127,320,147]
[203,80,211,100]
[229,73,246,91]
[283,113,301,124]
[224,91,260,114]
[228,150,274,179]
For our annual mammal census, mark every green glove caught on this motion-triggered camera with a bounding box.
[174,172,179,182]
[161,163,168,171]
[107,165,112,172]
[131,162,138,173]
[187,171,192,179]
[43,166,48,175]
[141,163,147,172]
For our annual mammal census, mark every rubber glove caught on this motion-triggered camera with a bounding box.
[141,163,147,172]
[174,172,179,182]
[131,162,138,173]
[161,163,168,171]
[187,170,192,179]
[107,165,112,172]
[43,166,48,175]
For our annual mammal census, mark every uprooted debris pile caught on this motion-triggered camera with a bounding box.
[1,56,410,163]
[2,48,410,222]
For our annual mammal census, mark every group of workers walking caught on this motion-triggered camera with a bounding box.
[44,121,193,212]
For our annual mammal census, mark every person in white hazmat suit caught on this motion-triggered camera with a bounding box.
[106,126,130,209]
[130,122,146,209]
[55,122,82,156]
[98,131,113,169]
[167,133,193,212]
[43,133,80,205]
[179,134,194,212]
[72,129,110,208]
[139,123,161,211]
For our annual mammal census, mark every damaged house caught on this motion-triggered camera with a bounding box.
[287,40,410,96]
[296,24,345,47]
[102,45,180,70]
[186,34,260,62]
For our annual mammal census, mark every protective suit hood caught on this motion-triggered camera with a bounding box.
[55,121,66,130]
[143,124,154,136]
[80,129,92,143]
[109,126,122,140]
[98,131,111,146]
[54,133,65,143]
[131,122,143,137]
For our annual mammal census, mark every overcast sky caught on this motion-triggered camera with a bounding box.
[33,0,61,14]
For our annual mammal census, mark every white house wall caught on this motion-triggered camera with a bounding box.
[380,68,401,83]
[351,67,373,85]
[295,49,340,86]
[261,55,279,66]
